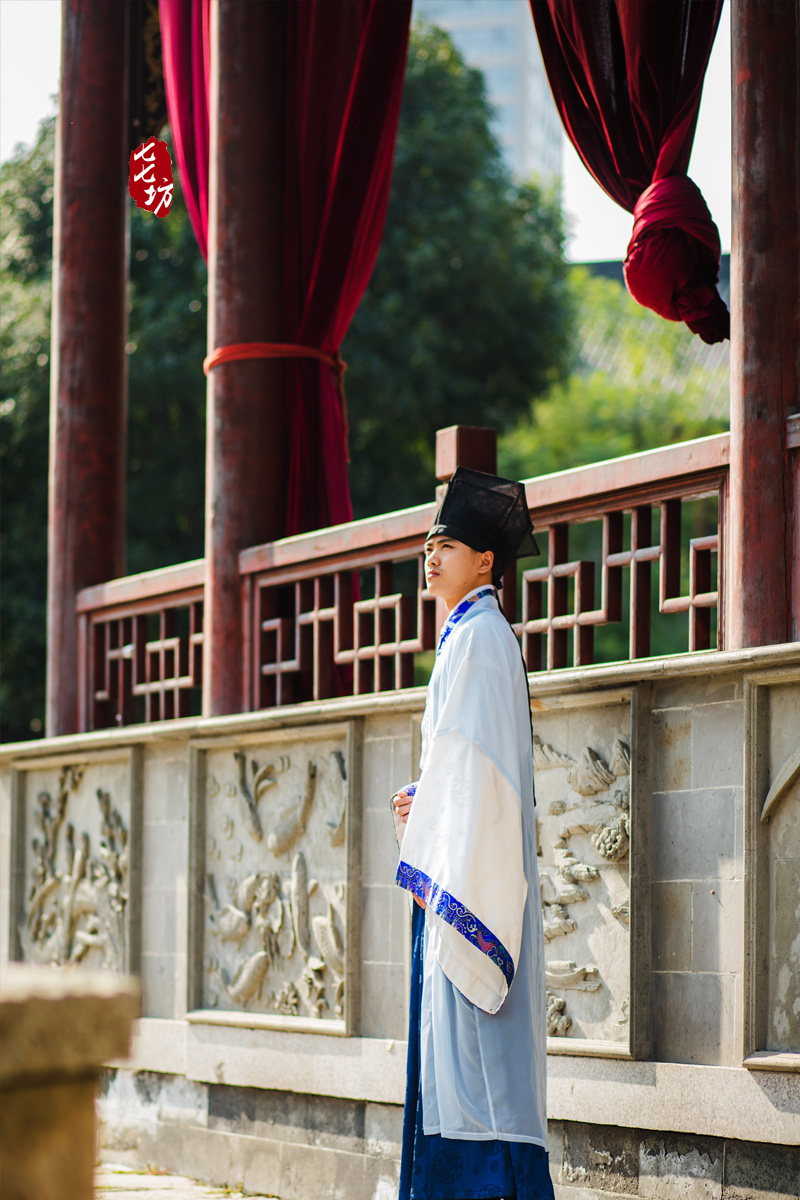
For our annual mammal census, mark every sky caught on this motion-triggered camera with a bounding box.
[0,0,732,263]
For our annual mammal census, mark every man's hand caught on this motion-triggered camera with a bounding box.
[392,789,413,824]
[393,790,426,908]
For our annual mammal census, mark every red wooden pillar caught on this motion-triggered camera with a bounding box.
[46,0,130,736]
[204,0,288,716]
[728,0,799,648]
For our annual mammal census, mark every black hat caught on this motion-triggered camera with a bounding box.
[427,466,541,582]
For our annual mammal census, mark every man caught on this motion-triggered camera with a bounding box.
[392,467,554,1200]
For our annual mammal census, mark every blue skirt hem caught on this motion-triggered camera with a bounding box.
[399,903,555,1200]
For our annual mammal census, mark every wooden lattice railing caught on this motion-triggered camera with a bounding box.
[77,434,731,730]
[77,561,205,730]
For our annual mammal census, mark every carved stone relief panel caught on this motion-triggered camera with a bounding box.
[191,723,357,1033]
[11,749,140,973]
[746,676,800,1062]
[532,695,632,1051]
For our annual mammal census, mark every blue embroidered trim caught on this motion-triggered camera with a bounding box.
[395,861,515,988]
[436,587,497,657]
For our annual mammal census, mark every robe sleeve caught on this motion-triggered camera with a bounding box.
[395,622,528,1014]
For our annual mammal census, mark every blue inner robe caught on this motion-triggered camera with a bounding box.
[400,902,555,1200]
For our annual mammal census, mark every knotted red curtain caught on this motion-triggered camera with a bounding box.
[530,0,729,343]
[159,0,412,532]
[283,0,412,532]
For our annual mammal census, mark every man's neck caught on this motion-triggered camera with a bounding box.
[445,582,495,615]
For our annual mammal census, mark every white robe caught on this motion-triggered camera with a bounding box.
[395,588,548,1146]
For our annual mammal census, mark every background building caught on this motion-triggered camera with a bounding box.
[413,0,563,180]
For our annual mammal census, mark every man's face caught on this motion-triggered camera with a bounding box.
[424,535,494,609]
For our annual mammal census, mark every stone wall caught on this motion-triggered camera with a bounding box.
[2,645,799,1199]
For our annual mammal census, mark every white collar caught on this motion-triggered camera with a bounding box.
[447,583,496,616]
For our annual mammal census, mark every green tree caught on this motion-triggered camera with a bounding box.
[343,24,575,518]
[0,117,55,742]
[0,118,207,742]
[125,192,207,574]
[499,268,728,481]
[498,268,728,664]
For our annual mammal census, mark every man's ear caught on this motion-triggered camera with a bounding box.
[478,549,494,578]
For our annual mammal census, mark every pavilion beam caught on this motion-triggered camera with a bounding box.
[205,0,288,716]
[46,0,130,736]
[728,0,799,648]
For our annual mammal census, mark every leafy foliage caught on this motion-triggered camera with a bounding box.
[125,194,207,574]
[0,118,207,742]
[343,24,575,517]
[0,118,55,741]
[499,268,728,665]
[498,268,728,482]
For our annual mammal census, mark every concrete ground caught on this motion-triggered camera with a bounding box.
[95,1162,276,1199]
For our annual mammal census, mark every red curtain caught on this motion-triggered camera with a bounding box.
[283,0,412,533]
[158,0,210,262]
[158,0,412,532]
[530,0,729,343]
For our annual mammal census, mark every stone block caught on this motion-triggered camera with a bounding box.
[362,884,397,964]
[141,951,176,1019]
[390,883,412,962]
[143,817,188,876]
[364,1100,403,1160]
[333,1144,369,1200]
[552,1186,607,1200]
[653,971,737,1066]
[691,880,744,975]
[652,677,739,710]
[159,1124,234,1188]
[722,1138,800,1199]
[238,1132,282,1197]
[639,1133,723,1199]
[143,747,189,825]
[0,966,139,1200]
[142,886,178,955]
[208,1084,366,1155]
[692,702,745,791]
[363,1154,403,1200]
[388,734,414,797]
[547,1119,564,1182]
[363,735,397,812]
[652,708,693,793]
[561,1121,639,1193]
[0,966,140,1083]
[360,961,408,1040]
[652,789,741,882]
[280,1139,338,1200]
[653,882,693,971]
[0,1077,96,1200]
[362,805,400,886]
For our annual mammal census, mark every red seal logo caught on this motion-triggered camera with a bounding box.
[128,138,174,218]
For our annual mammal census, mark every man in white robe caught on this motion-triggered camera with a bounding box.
[393,468,554,1200]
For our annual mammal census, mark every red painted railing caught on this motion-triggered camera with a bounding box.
[76,433,738,730]
[77,561,205,730]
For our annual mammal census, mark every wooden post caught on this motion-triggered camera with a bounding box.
[728,0,799,648]
[205,0,288,716]
[46,0,130,736]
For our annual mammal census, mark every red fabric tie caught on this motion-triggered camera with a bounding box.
[623,177,729,345]
[203,342,350,459]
